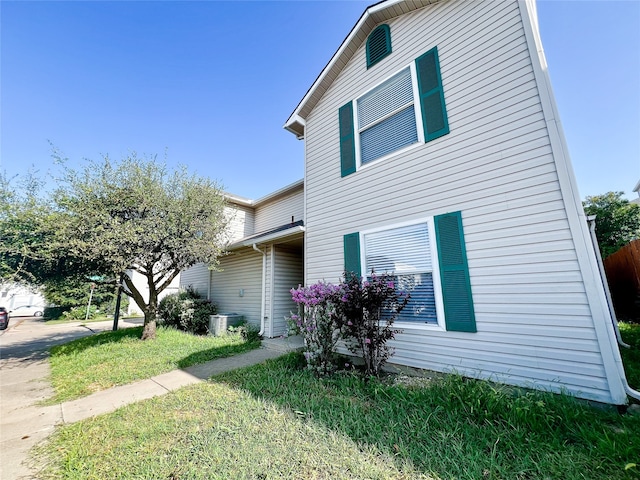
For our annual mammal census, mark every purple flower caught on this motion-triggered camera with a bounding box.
[365,338,371,344]
[387,281,395,289]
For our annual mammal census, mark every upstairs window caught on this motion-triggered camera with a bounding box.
[366,24,392,68]
[358,68,418,165]
[340,46,449,177]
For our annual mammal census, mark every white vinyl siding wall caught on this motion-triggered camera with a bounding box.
[255,189,305,233]
[303,0,614,402]
[270,245,304,337]
[210,249,263,328]
[179,263,210,298]
[225,204,255,243]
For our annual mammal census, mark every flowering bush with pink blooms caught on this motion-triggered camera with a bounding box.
[290,272,408,377]
[290,281,343,376]
[334,272,409,376]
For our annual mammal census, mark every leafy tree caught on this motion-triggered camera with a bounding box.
[0,170,54,284]
[583,191,640,258]
[0,169,116,312]
[53,154,229,340]
[42,276,113,310]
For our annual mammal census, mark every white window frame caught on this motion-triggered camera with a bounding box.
[352,63,426,172]
[359,217,446,331]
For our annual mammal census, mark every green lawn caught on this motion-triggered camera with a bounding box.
[620,322,640,390]
[46,326,260,403]
[38,352,640,479]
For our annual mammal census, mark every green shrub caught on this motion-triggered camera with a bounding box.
[62,305,99,321]
[158,287,217,335]
[228,322,261,342]
[44,306,66,320]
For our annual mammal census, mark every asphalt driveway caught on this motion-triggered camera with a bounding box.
[0,316,141,479]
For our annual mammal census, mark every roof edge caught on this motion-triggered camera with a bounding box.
[283,0,442,137]
[224,178,304,208]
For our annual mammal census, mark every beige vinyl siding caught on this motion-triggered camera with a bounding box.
[210,249,262,328]
[255,189,304,233]
[225,204,255,242]
[303,0,613,402]
[270,245,304,338]
[179,263,210,298]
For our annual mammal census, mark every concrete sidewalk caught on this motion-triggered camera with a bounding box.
[1,335,303,480]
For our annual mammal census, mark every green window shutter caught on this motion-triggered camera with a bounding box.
[339,102,356,177]
[366,24,392,69]
[415,47,449,142]
[343,232,361,280]
[434,211,476,333]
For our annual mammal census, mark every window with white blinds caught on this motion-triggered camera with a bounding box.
[364,222,438,324]
[357,68,418,165]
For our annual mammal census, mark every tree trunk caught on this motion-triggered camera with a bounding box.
[140,289,159,340]
[141,311,157,340]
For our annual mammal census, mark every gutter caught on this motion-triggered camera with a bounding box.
[252,244,267,336]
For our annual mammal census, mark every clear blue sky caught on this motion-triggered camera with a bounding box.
[1,0,639,201]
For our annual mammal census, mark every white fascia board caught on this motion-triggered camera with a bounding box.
[227,225,305,251]
[633,179,640,193]
[284,0,406,132]
[224,179,304,208]
[254,178,304,206]
[520,0,627,404]
[224,192,254,207]
[284,0,443,135]
[283,114,306,139]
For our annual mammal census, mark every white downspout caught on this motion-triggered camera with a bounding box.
[586,216,629,348]
[253,243,267,336]
[586,217,640,401]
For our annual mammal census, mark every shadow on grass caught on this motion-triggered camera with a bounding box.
[212,353,640,480]
[49,327,143,357]
[176,339,261,370]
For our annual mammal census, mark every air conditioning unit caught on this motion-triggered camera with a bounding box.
[209,313,245,336]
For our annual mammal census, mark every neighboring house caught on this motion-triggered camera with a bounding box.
[632,179,640,205]
[184,0,632,404]
[126,269,181,316]
[0,282,46,310]
[180,180,304,338]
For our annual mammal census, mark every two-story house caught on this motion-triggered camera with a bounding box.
[181,180,304,339]
[183,0,632,405]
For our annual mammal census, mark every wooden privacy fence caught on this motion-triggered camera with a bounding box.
[604,239,640,320]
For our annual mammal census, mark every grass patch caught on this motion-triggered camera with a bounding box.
[619,321,640,390]
[46,326,260,403]
[37,353,640,479]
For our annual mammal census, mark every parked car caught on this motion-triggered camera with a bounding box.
[0,307,9,330]
[9,305,44,317]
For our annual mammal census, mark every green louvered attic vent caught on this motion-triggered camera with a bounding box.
[366,25,391,69]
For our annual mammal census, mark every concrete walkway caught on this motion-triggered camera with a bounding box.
[0,318,302,480]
